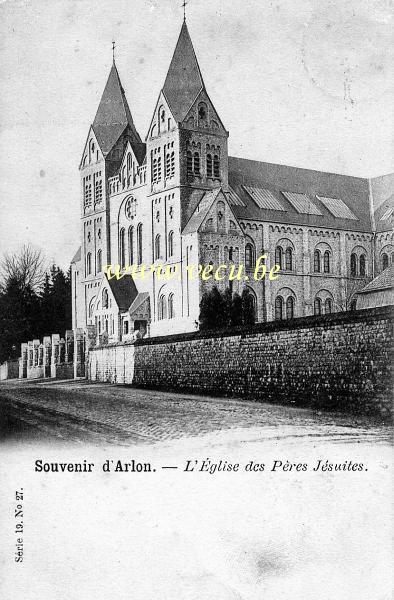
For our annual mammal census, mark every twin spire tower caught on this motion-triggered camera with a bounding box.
[75,19,229,333]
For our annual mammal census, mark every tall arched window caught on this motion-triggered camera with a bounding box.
[168,231,174,257]
[102,289,109,309]
[245,243,255,270]
[170,152,175,177]
[86,252,92,276]
[119,228,125,268]
[128,226,134,265]
[286,296,295,320]
[359,254,366,276]
[193,152,200,175]
[168,293,175,319]
[382,253,389,270]
[137,224,143,265]
[275,296,284,320]
[158,294,167,320]
[275,247,283,270]
[187,151,193,176]
[314,250,321,273]
[285,247,293,271]
[165,152,171,178]
[314,297,322,316]
[325,298,332,314]
[350,253,357,276]
[207,153,213,177]
[155,234,161,261]
[213,154,220,178]
[96,249,102,274]
[323,251,330,273]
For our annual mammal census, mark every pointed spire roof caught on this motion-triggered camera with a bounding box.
[162,21,204,122]
[93,63,142,157]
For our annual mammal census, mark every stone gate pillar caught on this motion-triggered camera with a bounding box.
[51,334,60,378]
[74,328,85,378]
[43,336,51,377]
[19,343,28,378]
[59,338,66,364]
[65,330,74,363]
[26,341,34,378]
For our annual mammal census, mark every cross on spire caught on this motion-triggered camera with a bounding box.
[181,0,188,21]
[112,40,116,63]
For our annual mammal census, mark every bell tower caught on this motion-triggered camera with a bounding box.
[78,59,144,327]
[146,20,229,229]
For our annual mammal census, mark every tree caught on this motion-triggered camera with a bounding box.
[0,275,41,362]
[0,244,46,292]
[0,247,72,363]
[199,287,256,330]
[229,292,243,326]
[199,286,227,330]
[241,288,256,326]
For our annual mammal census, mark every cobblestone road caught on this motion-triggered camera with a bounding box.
[0,378,391,446]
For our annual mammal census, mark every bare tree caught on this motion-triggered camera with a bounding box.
[0,244,47,291]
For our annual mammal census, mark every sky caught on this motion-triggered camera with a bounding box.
[0,0,393,269]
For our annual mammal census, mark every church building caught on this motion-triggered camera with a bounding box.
[71,20,394,344]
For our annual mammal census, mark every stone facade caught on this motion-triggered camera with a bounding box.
[70,20,393,348]
[88,306,393,417]
[0,359,19,380]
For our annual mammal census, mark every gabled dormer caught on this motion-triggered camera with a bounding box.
[108,140,148,196]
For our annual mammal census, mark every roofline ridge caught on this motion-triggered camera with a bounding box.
[228,155,372,181]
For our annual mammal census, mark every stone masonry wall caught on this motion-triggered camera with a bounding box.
[88,306,393,417]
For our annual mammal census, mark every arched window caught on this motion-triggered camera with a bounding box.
[207,153,213,177]
[350,253,357,276]
[102,289,108,309]
[128,226,134,265]
[187,151,193,176]
[193,152,200,175]
[314,250,321,273]
[88,297,95,319]
[382,253,389,270]
[285,247,293,271]
[168,231,174,257]
[213,154,220,178]
[157,156,162,180]
[155,234,161,261]
[325,298,332,314]
[275,247,283,270]
[168,293,175,319]
[158,295,167,320]
[323,251,330,273]
[359,254,366,276]
[170,151,175,177]
[275,296,284,320]
[86,252,92,276]
[165,152,171,178]
[314,297,322,316]
[286,296,295,320]
[119,228,125,268]
[137,224,143,265]
[96,249,102,274]
[217,200,225,231]
[350,299,357,311]
[245,243,255,270]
